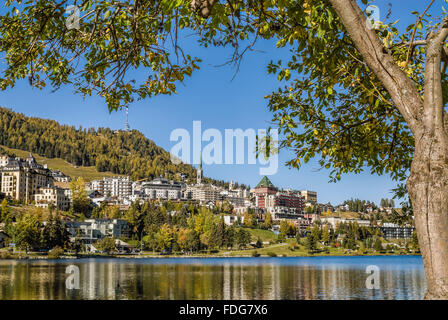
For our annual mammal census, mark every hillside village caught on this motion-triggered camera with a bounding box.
[0,152,417,257]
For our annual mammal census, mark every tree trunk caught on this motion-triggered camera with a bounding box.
[407,132,448,299]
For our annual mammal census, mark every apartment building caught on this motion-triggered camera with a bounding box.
[300,190,318,203]
[185,184,221,203]
[65,219,131,243]
[88,176,132,199]
[34,186,71,211]
[380,223,415,239]
[136,177,183,200]
[0,153,53,203]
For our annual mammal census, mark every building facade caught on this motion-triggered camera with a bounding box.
[34,186,71,211]
[380,223,415,239]
[65,219,131,243]
[51,170,71,182]
[137,177,183,200]
[300,190,317,203]
[185,184,221,203]
[254,176,304,220]
[253,176,278,209]
[0,153,53,203]
[89,176,132,199]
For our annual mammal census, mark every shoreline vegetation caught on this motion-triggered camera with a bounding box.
[1,202,419,261]
[1,242,421,260]
[0,252,422,260]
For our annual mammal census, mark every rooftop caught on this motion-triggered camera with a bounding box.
[255,176,276,189]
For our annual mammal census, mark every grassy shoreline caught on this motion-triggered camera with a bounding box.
[0,250,421,260]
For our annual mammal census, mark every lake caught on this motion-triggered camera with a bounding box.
[0,256,426,300]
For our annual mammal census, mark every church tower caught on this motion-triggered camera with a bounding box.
[196,155,203,185]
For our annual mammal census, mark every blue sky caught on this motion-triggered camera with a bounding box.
[0,1,443,205]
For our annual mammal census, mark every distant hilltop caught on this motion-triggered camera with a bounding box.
[0,107,232,187]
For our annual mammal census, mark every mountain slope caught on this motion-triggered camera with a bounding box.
[0,145,120,181]
[0,107,227,186]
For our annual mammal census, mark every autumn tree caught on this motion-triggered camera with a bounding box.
[156,224,175,252]
[0,199,9,223]
[95,237,116,254]
[279,220,289,240]
[70,177,92,215]
[14,214,41,253]
[2,0,448,298]
[192,0,448,298]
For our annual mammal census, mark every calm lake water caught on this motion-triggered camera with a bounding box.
[0,256,425,300]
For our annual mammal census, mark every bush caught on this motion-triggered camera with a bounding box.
[252,250,260,257]
[0,251,11,259]
[289,241,298,251]
[48,246,64,259]
[267,251,277,257]
[95,237,116,254]
[255,238,263,248]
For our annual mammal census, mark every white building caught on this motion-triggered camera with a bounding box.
[223,215,244,226]
[89,176,132,200]
[64,219,131,243]
[0,153,53,203]
[220,189,247,208]
[51,170,71,182]
[319,217,371,229]
[185,184,221,203]
[138,177,183,200]
[34,186,71,211]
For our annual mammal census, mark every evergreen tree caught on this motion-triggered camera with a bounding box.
[186,229,201,253]
[236,229,251,249]
[410,230,420,251]
[321,226,330,245]
[374,238,383,252]
[305,232,317,254]
[224,225,235,249]
[215,218,226,249]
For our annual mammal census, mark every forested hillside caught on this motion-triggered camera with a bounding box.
[0,107,227,186]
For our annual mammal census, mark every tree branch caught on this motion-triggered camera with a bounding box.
[423,17,448,130]
[404,0,436,69]
[328,0,424,135]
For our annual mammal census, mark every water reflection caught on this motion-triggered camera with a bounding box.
[0,256,426,300]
